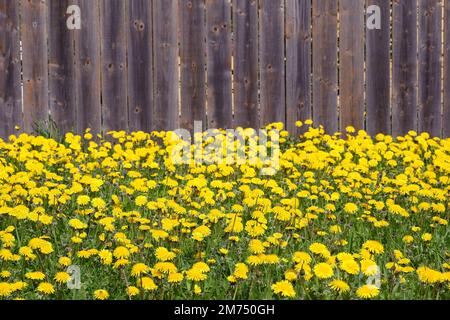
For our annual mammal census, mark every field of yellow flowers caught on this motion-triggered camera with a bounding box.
[0,122,449,300]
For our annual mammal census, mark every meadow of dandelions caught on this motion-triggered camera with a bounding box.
[0,121,449,300]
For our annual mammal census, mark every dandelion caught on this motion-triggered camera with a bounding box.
[127,286,140,297]
[113,246,130,259]
[168,272,184,283]
[0,283,13,297]
[248,239,265,254]
[417,267,444,284]
[57,256,71,267]
[54,272,71,284]
[285,270,297,281]
[94,289,109,300]
[339,259,360,275]
[25,272,46,281]
[0,122,449,300]
[76,195,90,206]
[362,240,384,254]
[344,203,358,214]
[329,280,350,293]
[98,250,113,265]
[271,280,296,298]
[113,259,130,269]
[186,269,207,282]
[192,225,211,241]
[138,277,158,291]
[293,252,312,265]
[192,262,210,273]
[154,262,177,274]
[155,247,176,261]
[37,282,55,295]
[233,263,249,280]
[356,284,380,299]
[313,263,334,279]
[309,243,331,259]
[131,263,149,277]
[194,284,202,295]
[402,235,414,244]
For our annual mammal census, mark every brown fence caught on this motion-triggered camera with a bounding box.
[1,0,450,139]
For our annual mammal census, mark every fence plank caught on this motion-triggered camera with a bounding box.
[22,0,49,133]
[285,0,311,135]
[312,0,338,134]
[392,0,417,136]
[418,0,442,137]
[206,0,232,129]
[128,0,153,133]
[445,0,450,137]
[100,0,128,133]
[74,0,101,134]
[0,0,22,139]
[180,0,206,131]
[339,0,364,133]
[153,0,179,131]
[233,0,258,129]
[366,0,391,136]
[259,0,285,127]
[48,0,77,134]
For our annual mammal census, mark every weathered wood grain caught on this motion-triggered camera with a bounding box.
[206,0,232,129]
[339,0,364,134]
[366,0,391,136]
[48,0,77,134]
[0,0,22,138]
[285,0,311,135]
[233,0,258,129]
[392,0,418,136]
[128,0,153,132]
[22,0,49,133]
[100,0,128,133]
[259,0,285,127]
[153,0,179,131]
[74,0,102,134]
[312,0,338,133]
[445,0,450,137]
[418,0,442,137]
[180,0,206,131]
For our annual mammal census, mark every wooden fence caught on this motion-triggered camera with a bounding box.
[1,0,450,139]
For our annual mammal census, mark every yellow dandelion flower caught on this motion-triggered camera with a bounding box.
[25,272,46,281]
[233,263,249,280]
[329,280,350,293]
[356,284,380,299]
[155,247,176,261]
[194,284,202,295]
[362,240,384,254]
[94,289,109,300]
[138,277,158,291]
[54,272,71,284]
[271,280,296,298]
[131,263,150,277]
[313,263,334,279]
[421,233,432,242]
[127,286,140,297]
[168,272,184,283]
[37,282,55,295]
